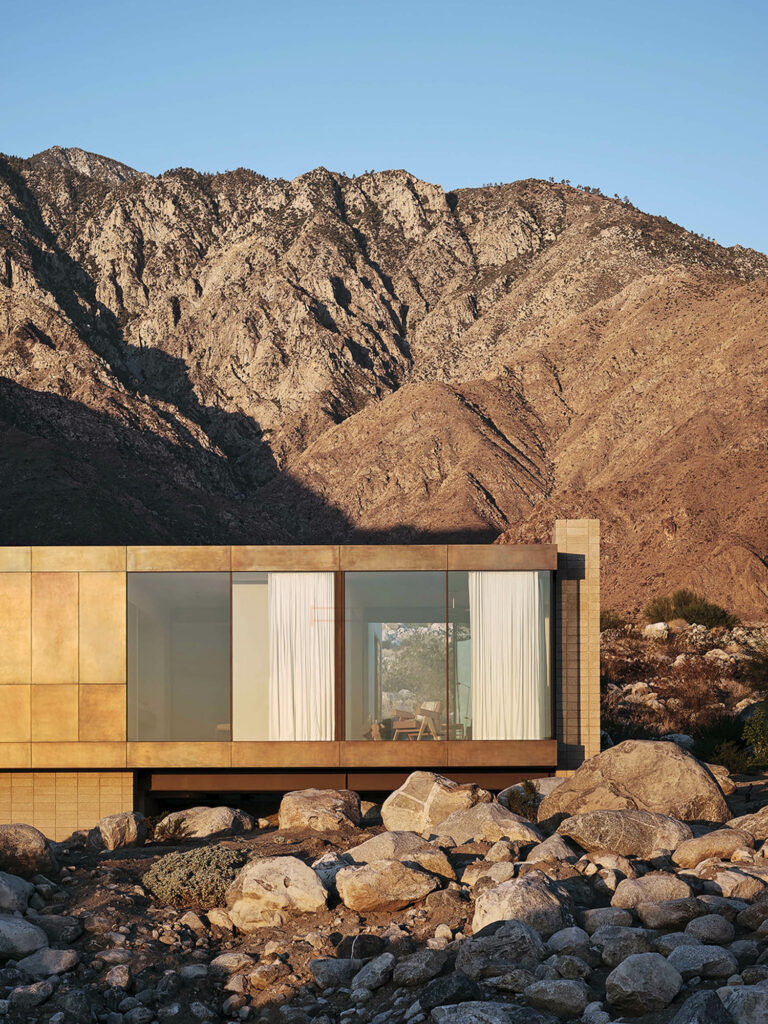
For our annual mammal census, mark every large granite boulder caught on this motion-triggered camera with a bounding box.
[346,831,454,880]
[0,871,34,912]
[727,806,768,841]
[0,824,57,878]
[89,811,146,851]
[538,741,730,826]
[673,828,754,868]
[336,858,438,912]
[225,856,327,930]
[611,873,693,909]
[606,952,683,1013]
[381,771,492,833]
[472,869,575,937]
[278,789,361,832]
[456,920,545,979]
[0,915,48,959]
[427,802,542,845]
[558,809,692,858]
[155,806,254,840]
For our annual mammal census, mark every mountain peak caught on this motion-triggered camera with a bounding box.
[27,146,143,185]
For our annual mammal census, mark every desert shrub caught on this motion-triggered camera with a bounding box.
[501,780,538,821]
[644,589,739,629]
[600,609,627,631]
[743,708,768,769]
[143,846,250,909]
[741,637,768,693]
[708,741,754,775]
[693,714,745,763]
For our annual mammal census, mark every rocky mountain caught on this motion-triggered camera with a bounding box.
[1,147,767,616]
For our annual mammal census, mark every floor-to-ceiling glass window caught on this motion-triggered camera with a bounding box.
[449,570,552,740]
[127,573,231,741]
[345,571,446,740]
[232,571,334,741]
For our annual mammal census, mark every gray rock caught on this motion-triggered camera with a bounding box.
[29,914,83,945]
[456,919,545,979]
[155,805,254,840]
[590,925,654,967]
[104,964,130,988]
[428,802,542,845]
[124,1009,154,1024]
[717,983,768,1024]
[670,990,733,1024]
[545,926,591,957]
[90,811,146,851]
[524,978,589,1017]
[346,831,455,880]
[526,834,579,863]
[605,952,683,1013]
[685,914,735,944]
[226,855,327,929]
[431,1003,555,1023]
[310,958,363,988]
[311,850,352,894]
[16,947,78,977]
[654,931,702,955]
[393,947,448,986]
[667,943,739,979]
[634,896,703,928]
[0,914,48,959]
[419,972,482,1010]
[352,952,396,991]
[611,872,692,908]
[336,858,437,912]
[381,771,492,833]
[0,824,57,878]
[8,980,54,1010]
[582,907,632,934]
[0,871,34,912]
[472,869,574,937]
[673,829,754,868]
[278,788,361,831]
[559,809,692,859]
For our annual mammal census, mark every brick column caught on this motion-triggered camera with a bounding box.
[553,519,600,770]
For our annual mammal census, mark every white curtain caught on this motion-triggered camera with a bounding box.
[268,572,334,741]
[469,571,550,740]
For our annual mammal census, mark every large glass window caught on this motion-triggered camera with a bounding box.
[449,570,552,740]
[345,572,446,741]
[232,572,334,741]
[127,573,230,742]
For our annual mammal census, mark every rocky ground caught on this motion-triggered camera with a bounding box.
[2,742,768,1024]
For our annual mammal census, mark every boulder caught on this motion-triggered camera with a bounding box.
[381,771,492,833]
[634,896,703,929]
[278,789,361,832]
[311,851,352,894]
[225,856,327,930]
[89,811,146,851]
[685,914,735,944]
[346,831,454,880]
[717,983,768,1024]
[461,861,517,890]
[673,828,754,867]
[582,907,632,934]
[669,991,733,1024]
[456,920,545,979]
[706,763,737,796]
[0,915,48,959]
[558,809,692,858]
[310,958,362,988]
[336,859,438,912]
[667,943,738,979]
[538,740,730,826]
[728,806,768,841]
[155,806,254,840]
[611,872,692,909]
[0,824,57,878]
[16,948,79,978]
[417,972,483,1011]
[0,871,34,912]
[431,1003,555,1024]
[526,834,579,863]
[352,952,396,991]
[605,952,683,1013]
[590,924,655,967]
[472,869,574,937]
[644,622,669,640]
[32,915,83,945]
[428,802,542,845]
[525,979,589,1018]
[393,947,449,986]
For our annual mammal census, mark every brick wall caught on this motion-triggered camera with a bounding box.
[553,519,600,770]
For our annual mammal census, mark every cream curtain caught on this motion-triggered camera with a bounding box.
[268,572,334,741]
[469,571,550,740]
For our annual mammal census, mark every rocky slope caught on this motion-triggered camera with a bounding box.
[2,148,767,614]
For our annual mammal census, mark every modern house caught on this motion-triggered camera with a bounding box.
[0,520,599,840]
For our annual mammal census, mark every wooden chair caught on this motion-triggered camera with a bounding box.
[393,701,442,740]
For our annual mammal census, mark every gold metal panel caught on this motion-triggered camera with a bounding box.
[31,685,78,742]
[0,548,31,571]
[79,573,126,683]
[79,685,126,742]
[339,545,447,571]
[340,741,449,768]
[127,546,231,571]
[231,741,341,768]
[0,686,30,742]
[31,573,79,683]
[231,546,339,572]
[31,743,127,768]
[127,742,232,768]
[31,547,126,572]
[447,544,558,571]
[0,574,31,683]
[446,739,558,767]
[0,744,30,768]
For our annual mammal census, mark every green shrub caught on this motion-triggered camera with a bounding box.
[501,779,538,821]
[644,589,739,629]
[743,708,768,768]
[600,609,626,631]
[708,740,753,775]
[741,637,768,692]
[143,846,250,909]
[692,714,744,765]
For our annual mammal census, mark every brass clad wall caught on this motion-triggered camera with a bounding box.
[31,573,79,683]
[79,573,126,683]
[0,574,31,683]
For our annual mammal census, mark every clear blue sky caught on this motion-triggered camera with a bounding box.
[2,0,766,251]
